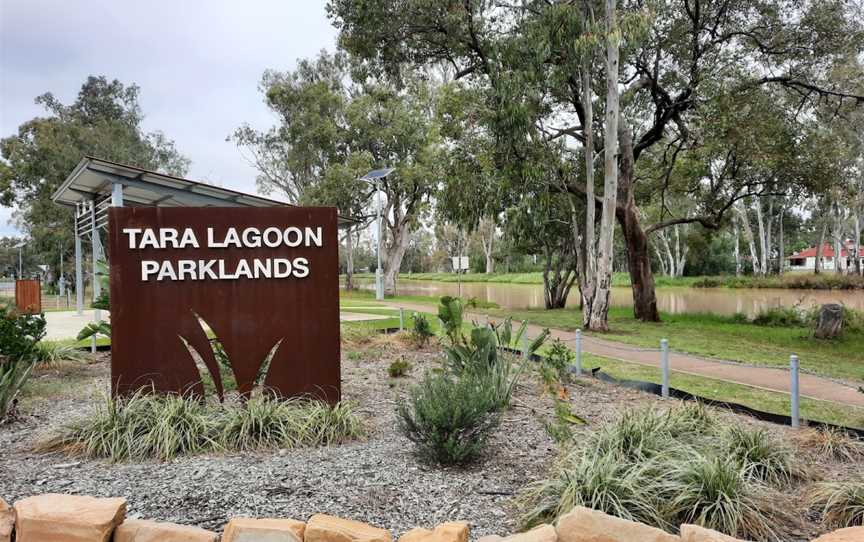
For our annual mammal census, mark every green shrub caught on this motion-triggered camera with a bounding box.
[0,306,47,421]
[662,455,775,540]
[388,357,411,378]
[811,479,864,528]
[397,371,502,465]
[0,306,46,361]
[544,339,574,382]
[410,313,434,347]
[39,391,362,461]
[751,306,804,327]
[722,426,798,485]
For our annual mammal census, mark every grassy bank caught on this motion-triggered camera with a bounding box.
[350,272,864,290]
[488,306,864,383]
[578,353,864,429]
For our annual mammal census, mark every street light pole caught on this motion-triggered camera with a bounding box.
[375,178,384,300]
[359,168,394,301]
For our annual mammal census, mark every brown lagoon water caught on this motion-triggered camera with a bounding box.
[347,277,864,317]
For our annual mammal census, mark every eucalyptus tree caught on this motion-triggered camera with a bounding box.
[328,0,864,321]
[0,76,189,281]
[237,53,441,294]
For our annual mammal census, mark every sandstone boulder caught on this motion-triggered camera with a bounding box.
[477,524,557,542]
[306,514,391,542]
[679,524,749,542]
[811,526,864,542]
[0,497,14,542]
[14,493,126,542]
[113,519,218,542]
[556,507,680,542]
[222,517,306,542]
[399,522,469,542]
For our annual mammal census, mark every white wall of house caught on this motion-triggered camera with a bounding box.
[787,256,864,271]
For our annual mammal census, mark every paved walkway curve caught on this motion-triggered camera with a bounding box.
[385,301,864,410]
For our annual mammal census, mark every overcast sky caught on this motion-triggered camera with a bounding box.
[0,0,338,236]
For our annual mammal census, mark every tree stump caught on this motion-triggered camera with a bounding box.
[814,303,844,339]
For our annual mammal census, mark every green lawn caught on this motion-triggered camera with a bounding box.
[573,353,864,429]
[350,272,697,288]
[486,306,864,383]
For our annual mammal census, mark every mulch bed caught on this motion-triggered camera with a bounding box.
[0,335,857,540]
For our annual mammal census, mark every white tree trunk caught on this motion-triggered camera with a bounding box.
[587,0,620,332]
[737,202,760,275]
[778,208,785,276]
[344,225,354,290]
[580,1,597,326]
[382,221,411,294]
[754,197,768,276]
[854,213,862,276]
[733,214,742,277]
[478,217,496,274]
[815,220,827,275]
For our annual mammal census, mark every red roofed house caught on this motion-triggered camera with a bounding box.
[787,241,864,272]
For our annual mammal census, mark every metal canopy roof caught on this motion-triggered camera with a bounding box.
[53,156,293,209]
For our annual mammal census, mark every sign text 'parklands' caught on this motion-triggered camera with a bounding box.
[122,227,324,281]
[108,207,341,403]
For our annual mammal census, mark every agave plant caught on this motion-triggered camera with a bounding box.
[437,296,548,376]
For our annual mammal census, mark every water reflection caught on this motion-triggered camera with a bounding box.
[347,278,864,317]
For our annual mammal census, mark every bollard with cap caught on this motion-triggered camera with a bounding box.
[790,354,800,428]
[661,338,670,398]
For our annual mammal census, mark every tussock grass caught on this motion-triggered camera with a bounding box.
[32,341,87,366]
[794,427,864,462]
[662,455,776,540]
[722,426,800,485]
[340,325,378,347]
[811,479,864,528]
[520,404,790,541]
[520,449,665,528]
[38,391,363,461]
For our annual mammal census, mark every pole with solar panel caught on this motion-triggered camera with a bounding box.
[358,168,395,301]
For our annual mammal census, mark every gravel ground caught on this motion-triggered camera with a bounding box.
[0,336,856,539]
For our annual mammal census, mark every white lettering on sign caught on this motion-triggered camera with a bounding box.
[124,226,325,282]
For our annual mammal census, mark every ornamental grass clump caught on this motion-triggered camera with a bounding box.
[811,478,864,528]
[794,427,864,462]
[520,448,664,529]
[39,391,362,461]
[722,426,799,485]
[520,404,784,541]
[661,455,776,541]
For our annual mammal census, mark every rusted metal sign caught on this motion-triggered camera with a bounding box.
[108,207,341,402]
[15,279,41,314]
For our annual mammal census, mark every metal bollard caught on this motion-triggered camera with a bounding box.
[574,329,583,376]
[790,354,800,428]
[399,307,404,331]
[661,338,669,398]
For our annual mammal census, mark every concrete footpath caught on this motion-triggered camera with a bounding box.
[43,309,388,341]
[385,301,864,410]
